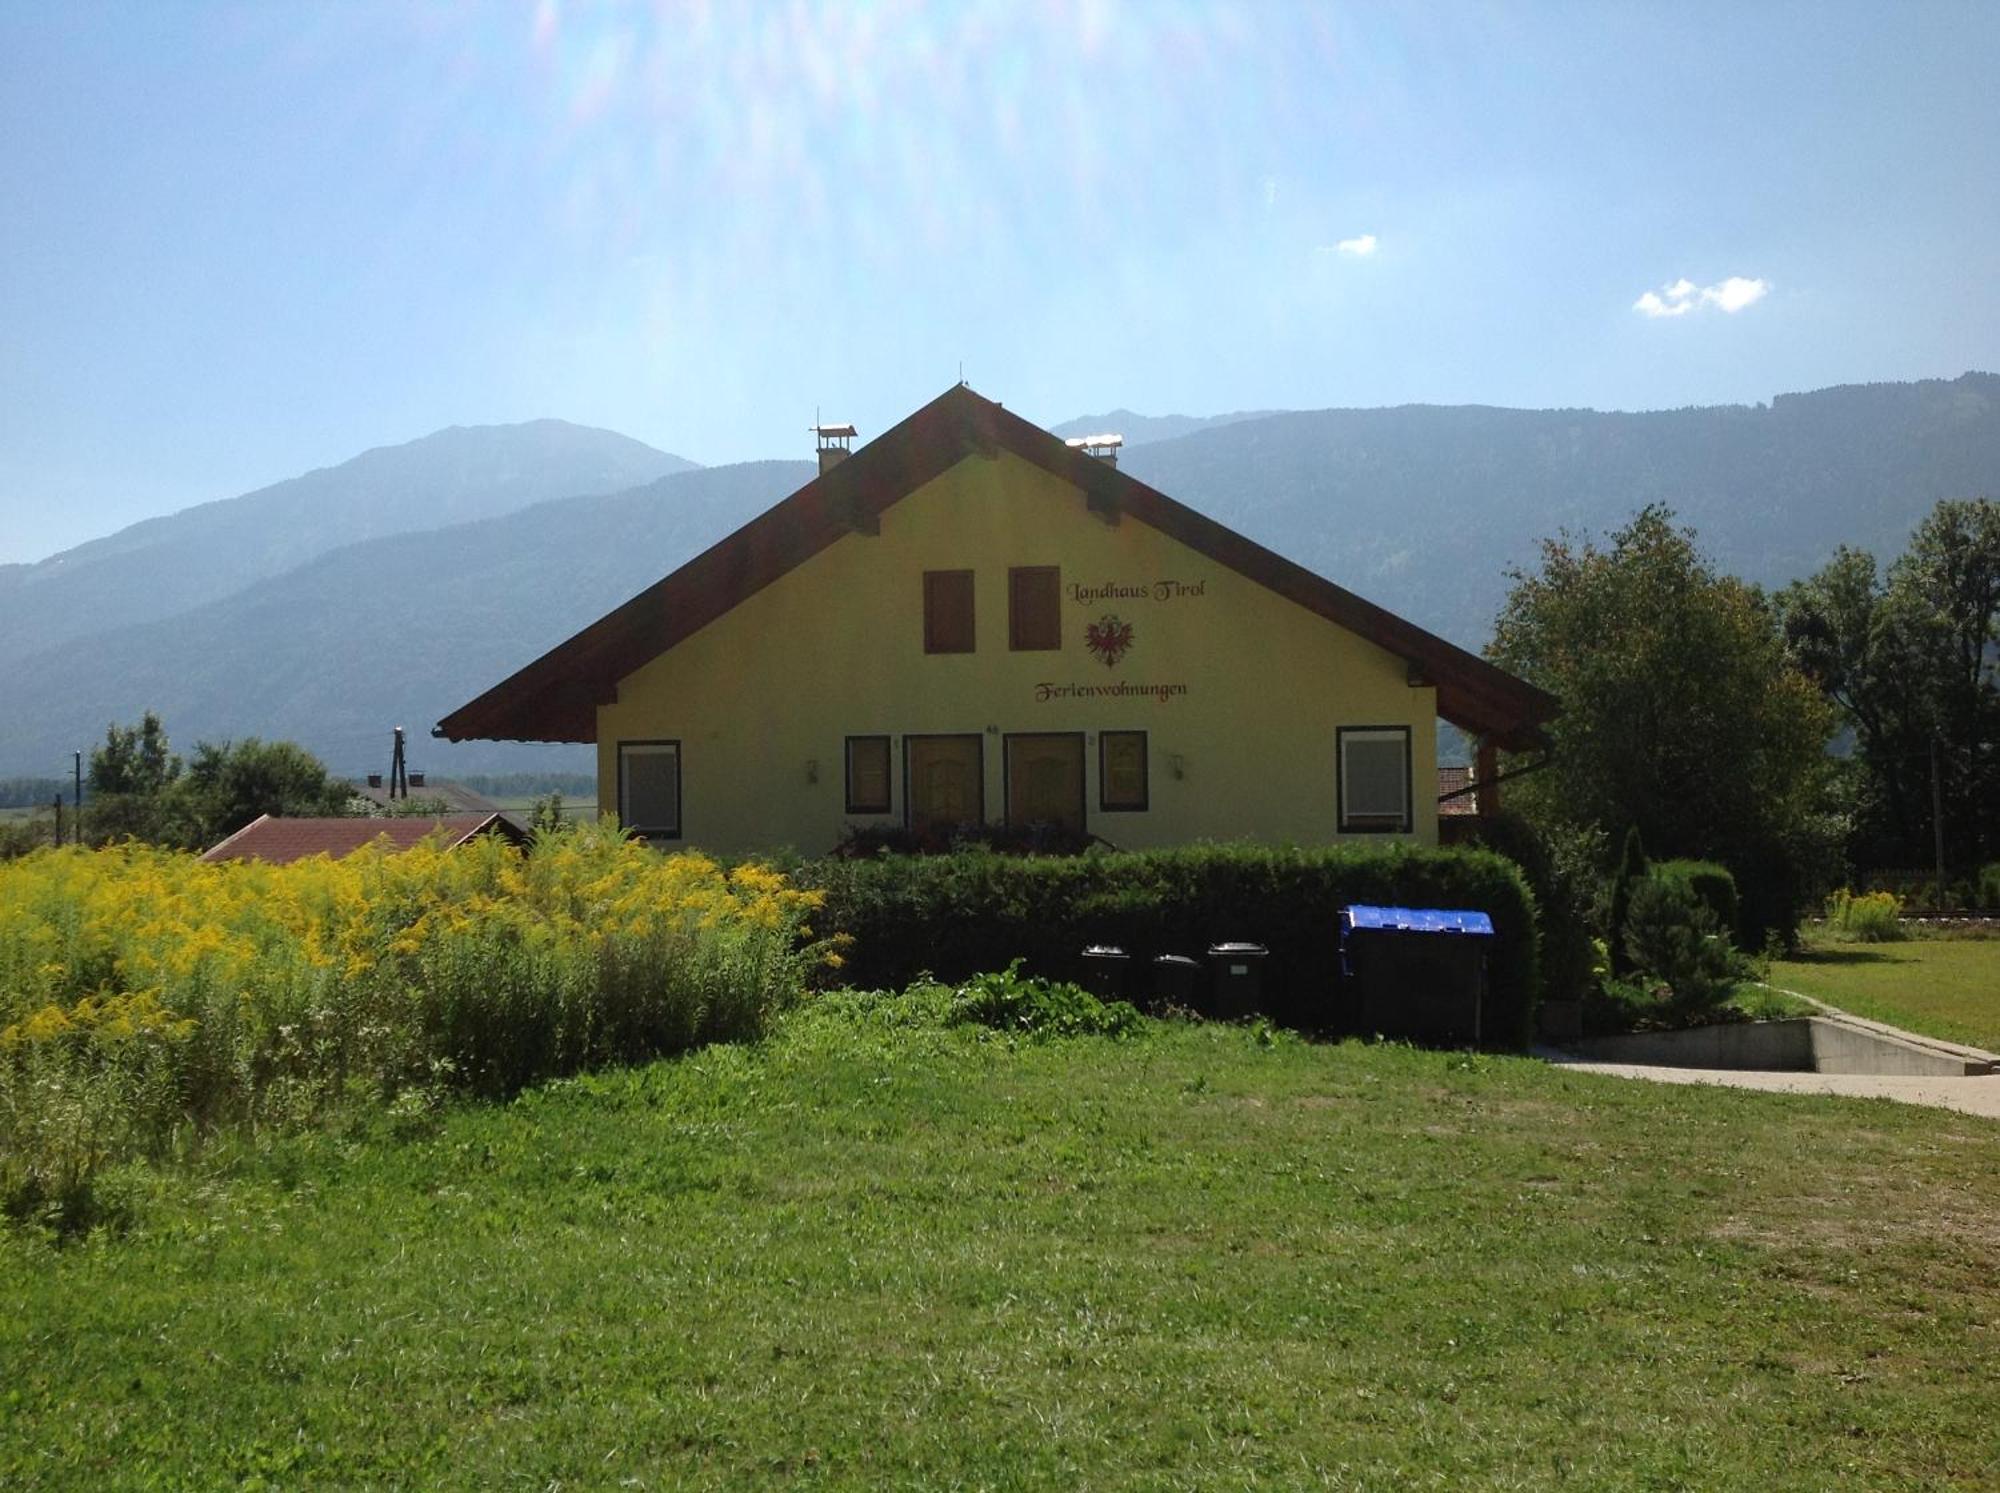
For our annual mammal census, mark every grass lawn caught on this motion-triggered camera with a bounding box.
[1769,931,2000,1052]
[5,1006,1998,1489]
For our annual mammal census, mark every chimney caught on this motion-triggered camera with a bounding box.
[1065,432,1123,468]
[813,422,857,474]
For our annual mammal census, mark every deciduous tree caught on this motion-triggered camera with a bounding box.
[1489,505,1838,941]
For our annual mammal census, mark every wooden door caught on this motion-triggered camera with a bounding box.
[906,735,984,836]
[1005,733,1086,834]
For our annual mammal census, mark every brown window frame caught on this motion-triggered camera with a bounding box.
[617,739,683,840]
[844,735,892,815]
[1007,565,1062,651]
[1098,729,1149,813]
[1337,725,1413,834]
[923,569,976,654]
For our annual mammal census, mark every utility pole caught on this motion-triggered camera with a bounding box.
[1931,734,1947,911]
[391,727,408,801]
[73,750,83,847]
[53,795,63,849]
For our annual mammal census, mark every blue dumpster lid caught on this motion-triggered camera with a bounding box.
[1341,905,1494,936]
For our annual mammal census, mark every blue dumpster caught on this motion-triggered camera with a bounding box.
[1339,905,1494,1046]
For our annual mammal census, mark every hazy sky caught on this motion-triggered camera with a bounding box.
[3,0,1997,563]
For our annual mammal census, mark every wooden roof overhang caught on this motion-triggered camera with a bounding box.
[433,385,1558,752]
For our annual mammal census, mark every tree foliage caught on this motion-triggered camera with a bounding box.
[1489,505,1839,940]
[1778,498,2000,868]
[84,715,350,849]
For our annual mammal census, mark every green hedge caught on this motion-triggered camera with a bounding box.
[799,842,1542,1047]
[1653,859,1739,941]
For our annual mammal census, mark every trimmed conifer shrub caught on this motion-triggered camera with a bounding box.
[1653,859,1739,942]
[1607,827,1649,977]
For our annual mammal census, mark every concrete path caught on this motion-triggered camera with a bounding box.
[1541,1051,2000,1120]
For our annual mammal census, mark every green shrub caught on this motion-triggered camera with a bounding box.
[798,841,1541,1047]
[948,961,1143,1039]
[1729,837,1806,951]
[1465,812,1601,1007]
[1623,875,1737,1020]
[1980,864,2000,911]
[1824,888,1907,941]
[1654,859,1739,937]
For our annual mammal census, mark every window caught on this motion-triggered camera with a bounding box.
[1339,726,1411,833]
[1099,730,1148,812]
[618,740,681,838]
[905,734,983,835]
[923,569,975,653]
[845,735,892,815]
[1004,733,1085,834]
[1008,566,1061,650]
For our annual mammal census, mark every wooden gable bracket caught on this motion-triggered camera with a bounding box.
[1086,487,1123,527]
[828,487,881,536]
[1405,663,1435,688]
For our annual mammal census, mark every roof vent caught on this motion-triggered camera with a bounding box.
[813,423,857,474]
[1065,433,1123,467]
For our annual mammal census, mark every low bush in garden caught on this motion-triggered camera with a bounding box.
[0,827,824,1233]
[1653,859,1739,939]
[797,841,1540,1046]
[947,960,1143,1039]
[1824,887,1907,942]
[1619,874,1739,1022]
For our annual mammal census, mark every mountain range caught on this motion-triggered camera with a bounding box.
[3,373,1997,779]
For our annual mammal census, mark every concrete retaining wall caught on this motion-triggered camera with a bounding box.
[1569,1017,1995,1077]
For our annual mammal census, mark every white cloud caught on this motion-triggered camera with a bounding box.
[1634,275,1770,318]
[1314,234,1379,258]
[1703,275,1769,313]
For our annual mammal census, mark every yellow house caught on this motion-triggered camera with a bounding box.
[434,386,1554,855]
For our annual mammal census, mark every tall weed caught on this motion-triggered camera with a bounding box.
[0,826,824,1232]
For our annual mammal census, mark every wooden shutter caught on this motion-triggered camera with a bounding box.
[1008,566,1062,651]
[923,570,975,653]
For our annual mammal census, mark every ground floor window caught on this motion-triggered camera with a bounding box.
[1004,732,1086,834]
[905,734,983,836]
[1098,730,1148,812]
[1338,726,1411,833]
[845,735,892,814]
[618,740,681,838]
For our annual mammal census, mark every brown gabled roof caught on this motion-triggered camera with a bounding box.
[433,384,1557,750]
[200,813,524,866]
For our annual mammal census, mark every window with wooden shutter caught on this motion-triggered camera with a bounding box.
[1008,566,1061,651]
[923,569,975,653]
[845,735,891,815]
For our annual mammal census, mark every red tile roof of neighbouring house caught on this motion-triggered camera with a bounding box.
[433,383,1559,752]
[1437,765,1479,816]
[199,813,523,865]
